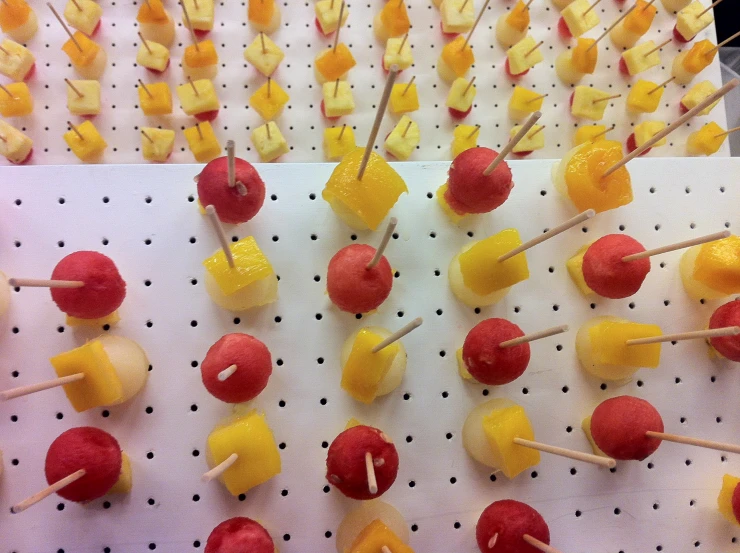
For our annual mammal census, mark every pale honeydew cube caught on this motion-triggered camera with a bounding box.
[244,33,284,77]
[99,335,149,404]
[183,62,217,81]
[670,51,696,84]
[383,37,413,70]
[659,0,690,11]
[440,0,474,34]
[73,48,107,79]
[495,14,527,49]
[5,10,37,43]
[322,80,354,117]
[315,0,348,34]
[384,115,420,161]
[634,121,666,148]
[251,121,288,162]
[507,35,543,75]
[141,127,175,162]
[676,1,713,39]
[436,57,459,83]
[609,21,641,49]
[0,120,32,164]
[622,41,661,76]
[462,398,517,467]
[446,77,476,112]
[139,12,175,47]
[336,502,410,553]
[561,0,599,37]
[181,0,214,30]
[555,50,584,85]
[681,81,719,115]
[510,124,544,153]
[67,79,101,115]
[136,40,170,72]
[63,0,102,36]
[0,39,34,81]
[340,327,407,398]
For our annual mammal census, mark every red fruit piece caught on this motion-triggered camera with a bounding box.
[463,318,530,385]
[447,147,513,214]
[618,56,630,76]
[504,57,528,78]
[327,244,393,314]
[476,499,550,553]
[326,425,399,500]
[448,105,472,119]
[625,133,651,156]
[201,333,272,403]
[673,25,690,43]
[320,99,340,120]
[44,427,122,502]
[51,251,126,319]
[569,92,574,108]
[679,101,688,114]
[513,150,533,157]
[440,20,459,37]
[315,16,329,35]
[24,62,36,80]
[582,234,650,299]
[195,28,210,38]
[557,16,572,39]
[146,58,170,74]
[205,517,275,553]
[92,19,101,35]
[709,300,740,362]
[590,396,663,460]
[732,484,740,524]
[197,155,266,224]
[195,109,219,122]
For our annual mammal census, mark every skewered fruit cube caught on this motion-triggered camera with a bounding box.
[323,125,356,161]
[203,236,274,296]
[250,79,290,120]
[350,519,414,553]
[389,81,419,114]
[451,124,479,158]
[508,86,544,120]
[315,44,356,83]
[482,404,540,479]
[505,0,530,33]
[624,0,657,35]
[64,120,107,162]
[681,40,716,74]
[141,127,175,162]
[718,474,740,526]
[571,38,597,73]
[384,115,420,161]
[0,0,36,42]
[0,39,34,81]
[248,0,280,33]
[136,0,174,47]
[626,79,663,113]
[570,86,613,120]
[566,243,594,295]
[315,0,348,35]
[510,124,544,154]
[496,4,527,48]
[383,36,413,71]
[373,0,410,41]
[561,0,600,37]
[243,33,284,77]
[184,121,221,162]
[507,35,544,75]
[0,120,32,164]
[436,183,466,225]
[136,40,170,72]
[323,148,407,230]
[206,411,281,496]
[681,235,740,297]
[446,77,476,113]
[341,328,401,404]
[459,229,529,295]
[681,81,719,115]
[686,122,726,156]
[181,0,213,31]
[438,35,474,82]
[66,80,100,116]
[322,80,354,117]
[49,339,124,412]
[138,82,172,115]
[573,125,607,146]
[62,32,107,79]
[676,1,713,41]
[634,121,666,148]
[441,0,475,33]
[0,82,32,117]
[251,121,288,162]
[176,78,219,116]
[183,40,218,80]
[621,40,661,75]
[108,453,133,494]
[64,0,102,36]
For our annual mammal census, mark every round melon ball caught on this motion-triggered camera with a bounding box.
[709,300,740,362]
[197,156,266,224]
[449,243,511,307]
[99,335,150,404]
[201,333,272,403]
[476,499,550,553]
[447,147,513,214]
[590,395,663,460]
[582,234,650,299]
[463,318,530,385]
[340,326,407,398]
[205,517,274,553]
[462,398,516,468]
[327,244,393,314]
[336,500,409,553]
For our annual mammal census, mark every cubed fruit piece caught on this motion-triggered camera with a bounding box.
[322,80,354,117]
[507,35,544,76]
[383,36,413,71]
[66,79,100,116]
[207,411,281,496]
[508,86,544,120]
[49,339,124,412]
[624,0,657,34]
[63,120,107,162]
[676,0,713,41]
[249,79,289,120]
[686,122,726,156]
[323,125,356,161]
[108,453,132,494]
[377,0,410,39]
[441,0,474,33]
[315,0,348,35]
[62,31,101,67]
[459,229,529,295]
[634,121,666,148]
[389,82,419,114]
[243,33,284,77]
[141,127,175,162]
[561,0,600,37]
[63,0,102,36]
[573,125,607,146]
[251,121,288,162]
[136,40,170,72]
[350,519,414,553]
[176,78,219,116]
[0,119,32,164]
[566,243,595,295]
[482,404,540,479]
[384,115,420,161]
[621,40,661,76]
[681,81,719,115]
[315,43,356,83]
[436,182,466,224]
[181,0,213,31]
[341,328,400,404]
[446,77,476,115]
[0,39,34,81]
[138,81,172,115]
[65,311,120,328]
[184,121,221,162]
[718,474,740,526]
[589,319,662,367]
[570,85,612,120]
[626,79,663,113]
[506,0,530,33]
[571,38,597,73]
[681,40,716,74]
[203,235,274,296]
[0,82,32,116]
[693,236,740,295]
[0,0,32,33]
[137,0,167,23]
[510,124,544,154]
[440,35,475,80]
[248,0,276,26]
[183,39,218,74]
[451,124,479,158]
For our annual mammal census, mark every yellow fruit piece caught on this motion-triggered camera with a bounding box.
[350,519,414,553]
[482,405,540,479]
[451,124,479,158]
[323,126,356,161]
[141,127,175,162]
[446,77,476,112]
[379,1,410,37]
[184,39,218,68]
[0,81,32,117]
[718,474,740,526]
[456,347,473,380]
[62,32,100,66]
[137,40,170,72]
[694,236,740,295]
[0,119,31,163]
[0,39,34,81]
[248,0,275,25]
[63,0,101,36]
[184,121,221,162]
[137,0,168,23]
[315,0,348,34]
[507,35,544,75]
[389,82,419,114]
[50,340,124,412]
[676,0,713,40]
[510,124,544,153]
[345,417,363,430]
[176,78,219,116]
[181,0,213,30]
[139,81,172,116]
[63,120,107,162]
[623,0,656,34]
[508,86,543,120]
[251,121,289,162]
[108,452,132,494]
[626,79,663,113]
[561,0,599,36]
[249,79,289,120]
[67,79,101,116]
[682,40,716,74]
[440,0,473,34]
[243,33,284,77]
[681,81,719,116]
[322,80,354,117]
[573,125,607,146]
[506,1,530,32]
[566,243,595,295]
[384,115,419,161]
[686,122,726,156]
[571,38,597,73]
[322,148,408,231]
[571,85,612,120]
[341,328,400,404]
[203,236,274,296]
[207,410,282,496]
[634,121,666,148]
[315,43,356,82]
[0,0,30,31]
[441,36,474,78]
[581,416,608,457]
[459,229,530,295]
[589,320,662,367]
[436,183,466,224]
[66,311,121,327]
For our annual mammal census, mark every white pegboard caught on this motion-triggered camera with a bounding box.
[0,0,731,165]
[1,158,740,553]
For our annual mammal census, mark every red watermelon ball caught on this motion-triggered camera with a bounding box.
[447,147,513,214]
[197,156,266,224]
[582,234,650,299]
[326,425,399,500]
[201,333,272,403]
[476,499,550,553]
[50,251,126,319]
[590,396,663,460]
[205,517,275,553]
[732,483,740,524]
[44,427,122,502]
[463,318,531,385]
[327,244,393,314]
[709,300,740,362]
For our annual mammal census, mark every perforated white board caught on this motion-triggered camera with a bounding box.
[1,158,740,553]
[0,0,730,165]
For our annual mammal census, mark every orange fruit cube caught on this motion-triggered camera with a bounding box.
[682,39,716,74]
[694,236,740,295]
[379,0,410,37]
[623,0,657,35]
[0,0,31,32]
[571,38,597,74]
[184,39,218,68]
[248,0,275,26]
[505,0,530,33]
[441,35,474,78]
[62,31,100,66]
[315,43,356,81]
[136,0,168,23]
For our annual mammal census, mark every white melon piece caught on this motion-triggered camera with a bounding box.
[99,336,150,404]
[73,48,107,79]
[575,316,638,382]
[6,10,37,43]
[679,245,727,300]
[448,244,511,307]
[462,398,516,468]
[555,50,584,85]
[139,12,176,47]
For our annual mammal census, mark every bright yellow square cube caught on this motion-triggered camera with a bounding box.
[62,31,101,67]
[590,320,662,367]
[681,80,719,116]
[341,329,400,404]
[694,235,740,294]
[322,80,354,117]
[508,86,544,120]
[203,235,274,296]
[251,121,288,162]
[561,0,600,37]
[507,35,544,75]
[184,121,221,162]
[141,127,175,162]
[315,0,348,34]
[451,124,479,158]
[446,77,476,112]
[686,122,726,156]
[384,115,419,161]
[0,39,34,81]
[389,81,419,114]
[176,78,219,116]
[622,40,661,75]
[676,0,713,40]
[510,124,544,153]
[207,411,281,496]
[566,243,594,294]
[482,404,540,479]
[0,81,32,116]
[138,81,172,115]
[383,36,413,71]
[459,229,530,295]
[350,519,415,553]
[181,0,213,31]
[440,0,474,33]
[573,125,607,146]
[0,119,32,163]
[63,0,102,36]
[136,40,170,72]
[66,79,100,116]
[626,79,663,113]
[571,85,612,120]
[49,339,124,412]
[634,121,666,148]
[323,125,356,161]
[718,474,740,526]
[64,120,107,162]
[244,33,284,77]
[249,79,290,120]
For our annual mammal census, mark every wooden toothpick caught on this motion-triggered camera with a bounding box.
[267,76,272,97]
[588,5,636,50]
[48,3,82,51]
[371,317,423,353]
[204,205,235,268]
[70,0,82,11]
[642,0,658,9]
[590,124,615,141]
[715,125,740,138]
[365,451,378,494]
[217,364,237,381]
[188,76,199,96]
[621,230,730,261]
[8,278,84,288]
[467,124,481,138]
[709,29,740,54]
[266,121,272,139]
[397,33,408,53]
[522,534,566,553]
[582,0,603,16]
[138,79,153,98]
[259,32,266,54]
[626,326,740,346]
[696,0,722,19]
[196,122,203,139]
[0,83,15,98]
[525,40,544,57]
[141,129,154,143]
[592,93,621,104]
[402,76,416,96]
[458,0,469,12]
[202,453,238,482]
[648,76,675,95]
[463,76,476,95]
[527,124,545,139]
[462,0,491,50]
[367,217,397,269]
[0,44,9,55]
[357,65,399,181]
[526,93,548,103]
[645,430,740,455]
[226,139,236,188]
[644,38,671,58]
[11,469,86,514]
[138,31,153,54]
[67,121,84,140]
[180,0,200,51]
[0,373,85,401]
[333,78,340,98]
[333,1,345,53]
[401,119,413,137]
[338,123,347,139]
[483,111,541,175]
[499,325,568,348]
[513,437,616,468]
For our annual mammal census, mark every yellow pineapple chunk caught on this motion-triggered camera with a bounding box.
[693,236,740,294]
[510,124,544,153]
[451,124,479,158]
[681,81,719,116]
[571,86,612,120]
[676,0,713,40]
[573,125,607,146]
[341,328,400,404]
[621,40,661,76]
[389,81,419,114]
[349,519,414,553]
[718,474,740,526]
[436,183,466,224]
[482,405,540,479]
[508,86,544,120]
[66,311,121,327]
[561,0,600,36]
[581,416,608,457]
[634,121,666,148]
[507,35,544,75]
[323,125,356,161]
[203,236,274,296]
[108,452,132,494]
[686,122,726,156]
[384,115,419,161]
[626,79,663,114]
[566,243,595,295]
[459,229,529,295]
[589,320,662,367]
[456,347,473,380]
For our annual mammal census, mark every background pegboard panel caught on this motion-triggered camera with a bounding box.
[1,158,740,552]
[0,0,731,165]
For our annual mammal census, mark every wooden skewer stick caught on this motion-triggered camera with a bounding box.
[527,124,546,139]
[365,452,379,495]
[11,469,86,514]
[8,278,84,288]
[526,93,548,103]
[401,120,413,137]
[642,0,658,9]
[141,129,154,143]
[138,79,153,98]
[582,0,603,16]
[67,121,84,140]
[513,438,616,468]
[188,76,199,96]
[217,364,237,382]
[522,534,566,553]
[204,205,235,268]
[0,373,85,401]
[70,0,82,11]
[498,209,595,263]
[402,76,416,96]
[708,29,740,54]
[226,139,236,188]
[525,40,544,57]
[0,83,15,98]
[715,125,740,138]
[202,453,238,482]
[483,111,541,176]
[458,0,469,12]
[180,0,200,51]
[357,65,399,180]
[333,1,345,53]
[590,124,615,141]
[397,33,408,53]
[260,32,266,54]
[467,124,481,138]
[488,534,499,549]
[371,317,423,353]
[266,121,272,140]
[603,78,739,178]
[48,3,82,51]
[588,5,636,51]
[525,0,535,7]
[592,93,621,104]
[381,547,392,553]
[196,122,204,139]
[0,44,9,55]
[367,217,398,269]
[648,76,675,95]
[499,325,569,348]
[463,76,476,95]
[644,38,671,58]
[696,0,723,19]
[193,0,199,9]
[333,78,340,97]
[461,0,491,50]
[645,431,740,455]
[338,123,347,139]
[626,326,740,346]
[138,31,153,54]
[267,77,272,97]
[0,135,7,143]
[621,230,730,262]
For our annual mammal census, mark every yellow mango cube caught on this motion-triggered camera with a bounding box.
[482,405,540,479]
[108,453,132,494]
[66,79,100,116]
[506,1,530,33]
[389,82,419,114]
[508,86,544,120]
[141,127,175,162]
[573,125,607,146]
[207,411,281,496]
[676,0,713,40]
[384,115,419,161]
[184,121,221,162]
[459,229,529,295]
[64,120,107,162]
[203,236,274,296]
[138,81,172,116]
[66,311,120,328]
[681,81,719,116]
[0,119,32,164]
[436,183,466,224]
[176,78,219,116]
[566,243,595,295]
[561,0,600,37]
[682,40,715,73]
[244,33,284,77]
[383,36,413,71]
[0,81,32,116]
[136,40,170,72]
[322,80,354,117]
[718,474,740,526]
[686,122,726,156]
[589,320,662,367]
[136,0,168,24]
[0,39,35,81]
[378,0,410,37]
[181,0,213,31]
[251,121,289,162]
[63,0,102,36]
[183,39,218,71]
[248,0,275,27]
[456,347,473,380]
[507,35,544,75]
[510,124,544,153]
[571,38,597,73]
[451,124,479,158]
[440,35,474,78]
[440,0,474,33]
[694,236,740,295]
[634,121,666,148]
[581,416,608,457]
[626,79,663,113]
[446,77,476,113]
[315,43,356,82]
[49,339,124,412]
[341,329,400,404]
[622,40,661,75]
[249,79,289,120]
[623,0,657,34]
[315,0,348,34]
[323,125,356,161]
[62,31,100,67]
[571,86,612,120]
[350,519,414,553]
